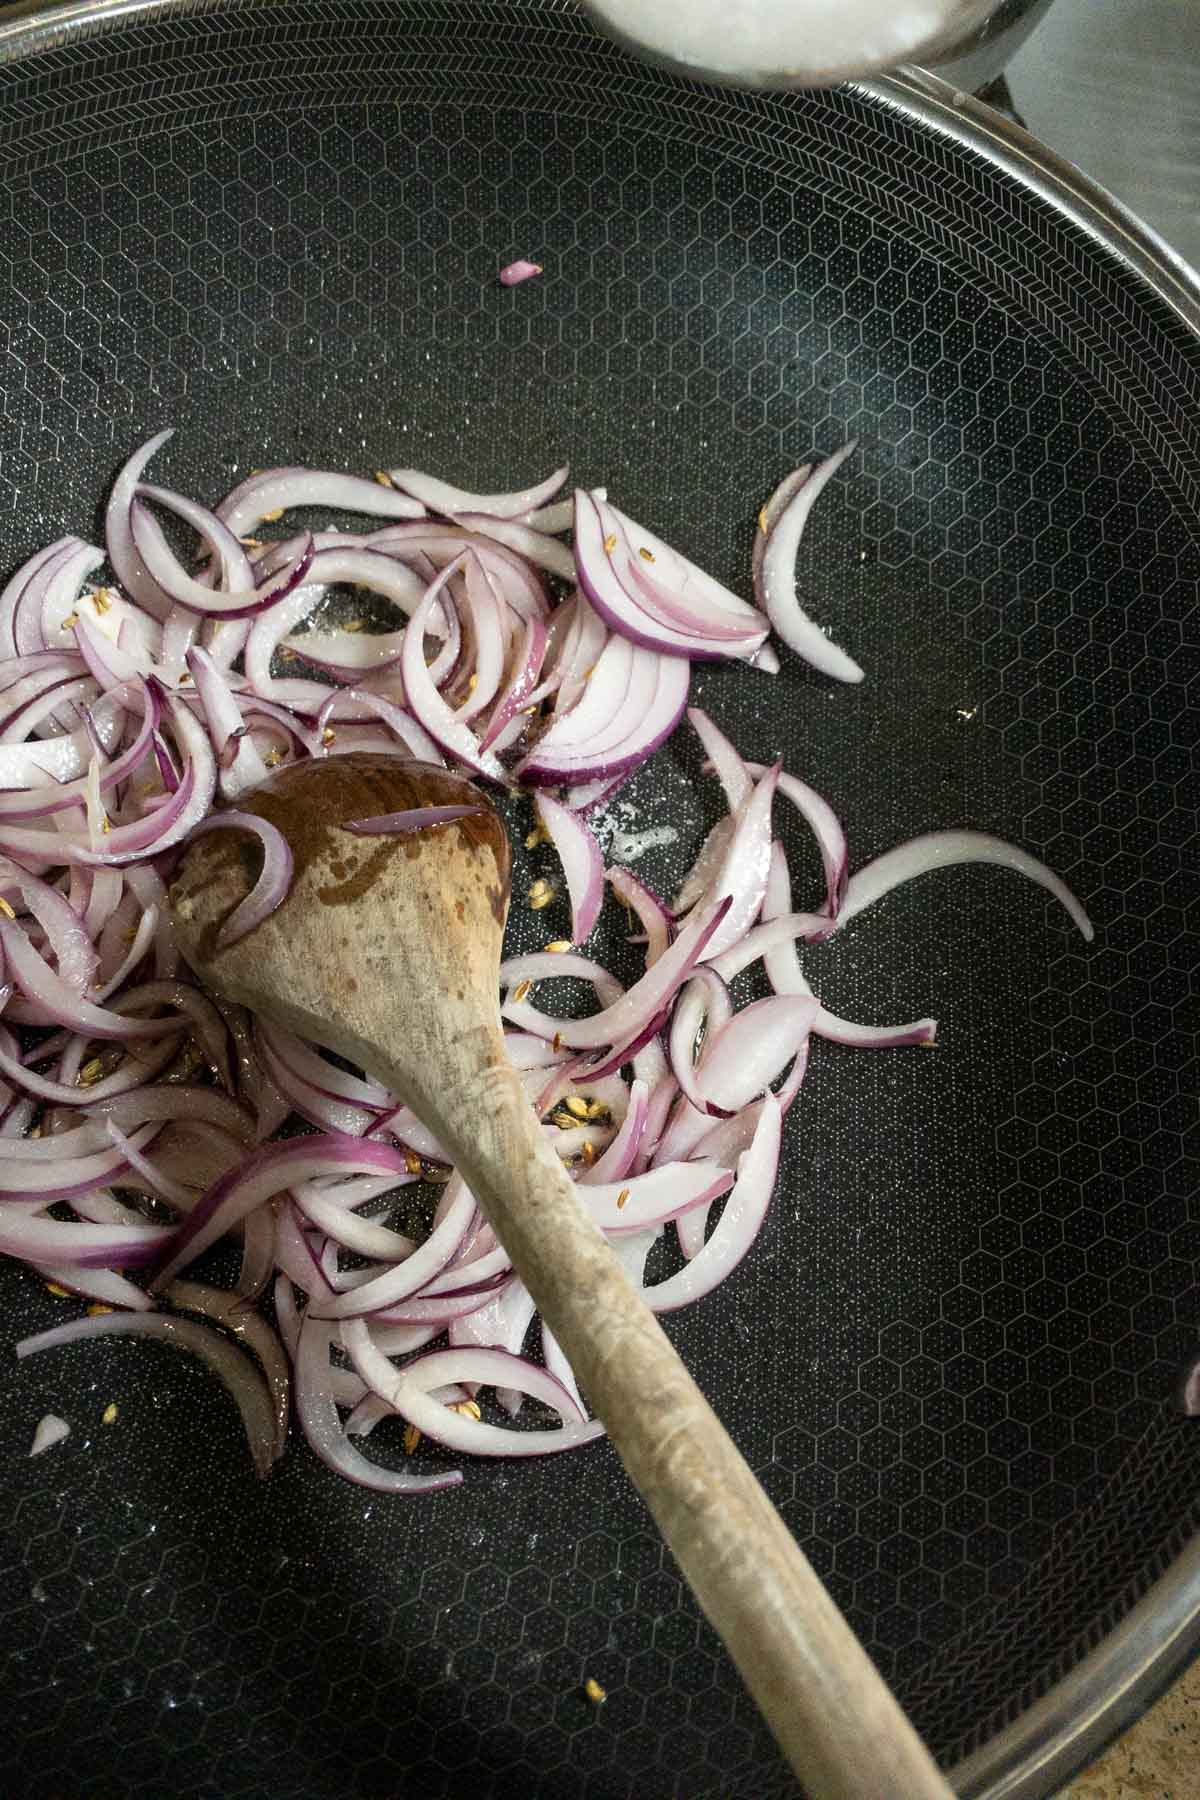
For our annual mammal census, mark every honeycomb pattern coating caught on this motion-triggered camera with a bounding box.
[0,5,1198,1798]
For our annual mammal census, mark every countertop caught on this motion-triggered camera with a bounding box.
[1052,1659,1200,1800]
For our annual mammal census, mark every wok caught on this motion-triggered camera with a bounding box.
[0,3,1197,1796]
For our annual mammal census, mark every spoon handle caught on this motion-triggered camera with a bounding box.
[419,1050,955,1800]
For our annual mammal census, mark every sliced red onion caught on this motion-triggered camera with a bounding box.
[363,1287,501,1329]
[294,1316,461,1492]
[305,1172,476,1321]
[103,1117,195,1208]
[137,480,255,592]
[743,761,848,917]
[345,1338,602,1458]
[674,816,733,917]
[1,861,98,990]
[0,438,1108,1501]
[501,951,623,1016]
[106,981,235,1092]
[668,970,734,1116]
[386,1342,586,1432]
[687,706,752,812]
[452,513,575,583]
[707,911,833,983]
[523,627,632,752]
[131,503,317,618]
[369,1105,450,1166]
[632,1073,679,1176]
[15,1312,277,1477]
[572,1159,731,1235]
[31,1261,154,1311]
[29,1413,71,1456]
[478,611,548,753]
[83,1082,253,1143]
[400,560,507,782]
[516,639,690,785]
[574,492,768,662]
[421,1233,513,1297]
[0,1210,171,1269]
[71,617,143,693]
[534,793,603,944]
[502,896,728,1051]
[186,647,270,799]
[0,921,180,1041]
[524,496,576,534]
[1,674,100,752]
[503,1031,573,1072]
[94,904,159,1002]
[183,811,294,951]
[0,541,79,657]
[695,762,780,961]
[31,545,110,663]
[448,1277,537,1371]
[340,805,486,838]
[607,866,672,966]
[386,465,567,521]
[546,594,609,718]
[690,1100,768,1169]
[292,1183,417,1261]
[216,467,427,540]
[106,432,197,621]
[760,842,936,1047]
[148,1134,418,1292]
[258,1025,388,1110]
[756,441,863,683]
[498,259,543,286]
[454,555,511,721]
[314,690,444,765]
[839,829,1095,941]
[563,770,631,814]
[687,996,818,1116]
[647,1094,781,1312]
[164,1279,290,1459]
[581,1078,648,1184]
[753,465,813,590]
[0,692,217,868]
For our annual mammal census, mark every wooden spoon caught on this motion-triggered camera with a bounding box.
[169,753,954,1800]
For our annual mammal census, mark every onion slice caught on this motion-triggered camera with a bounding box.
[386,465,567,521]
[756,441,863,683]
[216,466,427,538]
[646,1095,781,1312]
[342,805,486,836]
[293,1315,461,1493]
[345,1337,603,1458]
[696,762,780,961]
[534,793,604,945]
[503,895,728,1051]
[839,829,1095,941]
[400,560,507,783]
[573,491,768,662]
[16,1311,279,1478]
[165,1278,291,1460]
[29,1413,70,1456]
[184,812,294,950]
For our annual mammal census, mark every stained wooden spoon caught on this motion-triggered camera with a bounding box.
[168,752,954,1800]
